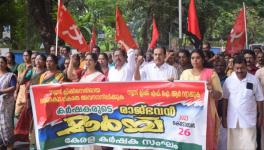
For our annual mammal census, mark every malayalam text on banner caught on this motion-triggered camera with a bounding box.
[30,81,208,150]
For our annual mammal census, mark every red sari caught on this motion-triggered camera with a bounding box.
[15,69,45,142]
[200,68,220,150]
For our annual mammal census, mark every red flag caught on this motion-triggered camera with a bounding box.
[149,17,159,49]
[187,0,202,40]
[55,2,89,52]
[89,27,96,50]
[115,6,138,49]
[226,8,246,55]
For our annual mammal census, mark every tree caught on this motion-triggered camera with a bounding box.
[27,0,55,51]
[0,0,27,49]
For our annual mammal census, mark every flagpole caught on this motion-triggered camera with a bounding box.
[179,0,182,39]
[55,0,61,56]
[243,2,248,49]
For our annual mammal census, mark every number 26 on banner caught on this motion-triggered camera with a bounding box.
[178,128,191,136]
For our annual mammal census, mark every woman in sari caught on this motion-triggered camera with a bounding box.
[68,53,106,150]
[68,53,105,82]
[180,50,223,150]
[15,54,46,145]
[0,56,17,150]
[15,50,32,117]
[39,54,64,84]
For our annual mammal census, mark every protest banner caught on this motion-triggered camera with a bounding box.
[30,81,208,150]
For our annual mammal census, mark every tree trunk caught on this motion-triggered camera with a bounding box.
[141,7,152,52]
[27,0,55,51]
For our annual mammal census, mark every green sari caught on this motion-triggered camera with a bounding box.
[25,68,46,85]
[17,63,26,82]
[39,71,64,84]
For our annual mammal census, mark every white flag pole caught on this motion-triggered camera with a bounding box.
[55,0,61,56]
[243,2,248,49]
[179,0,182,39]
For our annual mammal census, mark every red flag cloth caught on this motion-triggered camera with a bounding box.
[89,27,96,50]
[149,17,159,49]
[225,9,246,55]
[55,2,89,52]
[187,0,202,40]
[115,6,138,49]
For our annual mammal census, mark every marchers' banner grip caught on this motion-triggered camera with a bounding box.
[30,81,208,150]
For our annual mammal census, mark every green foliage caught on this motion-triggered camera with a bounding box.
[0,0,26,49]
[192,0,264,46]
[65,0,121,51]
[246,7,264,43]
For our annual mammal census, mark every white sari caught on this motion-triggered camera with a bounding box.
[75,71,105,150]
[79,71,105,83]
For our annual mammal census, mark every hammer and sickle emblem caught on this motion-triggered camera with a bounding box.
[62,25,84,45]
[230,29,243,43]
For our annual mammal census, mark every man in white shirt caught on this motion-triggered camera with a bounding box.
[134,47,178,81]
[108,41,136,81]
[222,55,264,150]
[107,41,135,150]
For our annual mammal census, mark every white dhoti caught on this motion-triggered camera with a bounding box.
[227,122,256,150]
